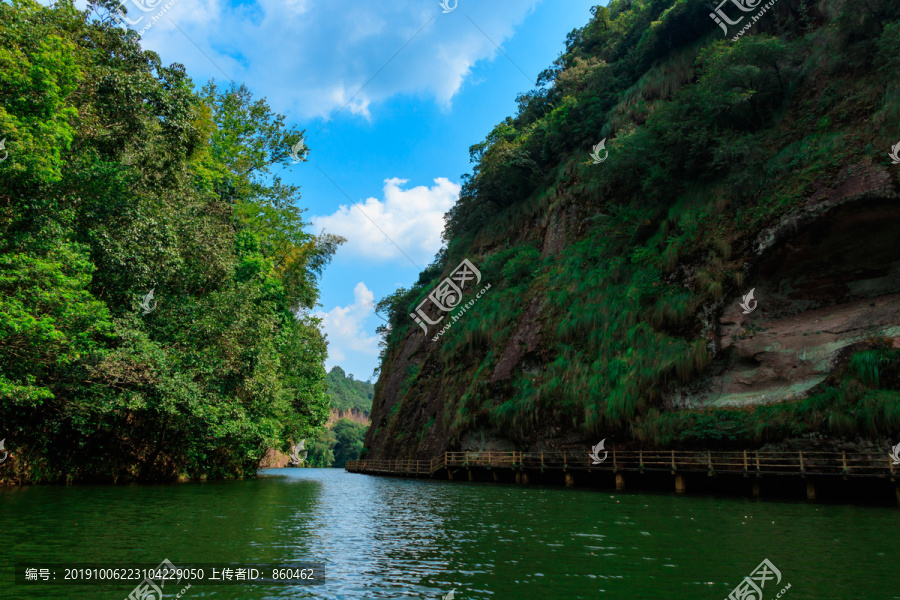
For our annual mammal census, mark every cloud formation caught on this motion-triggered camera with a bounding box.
[315,282,380,368]
[311,177,459,264]
[131,0,540,119]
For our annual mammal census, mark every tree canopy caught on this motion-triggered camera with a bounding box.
[0,0,342,482]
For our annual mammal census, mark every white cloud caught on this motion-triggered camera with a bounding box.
[133,0,541,119]
[316,282,380,368]
[311,177,460,264]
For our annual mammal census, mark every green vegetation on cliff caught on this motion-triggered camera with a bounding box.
[371,0,900,455]
[0,0,341,483]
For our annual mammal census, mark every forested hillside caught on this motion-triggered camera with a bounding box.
[326,366,374,415]
[368,0,900,460]
[0,0,340,483]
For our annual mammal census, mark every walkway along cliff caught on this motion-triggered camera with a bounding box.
[361,0,900,487]
[347,449,900,504]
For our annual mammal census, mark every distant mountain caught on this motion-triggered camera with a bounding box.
[326,366,374,415]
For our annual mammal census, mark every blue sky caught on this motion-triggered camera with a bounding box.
[117,0,599,380]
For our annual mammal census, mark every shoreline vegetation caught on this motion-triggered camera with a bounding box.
[0,0,342,485]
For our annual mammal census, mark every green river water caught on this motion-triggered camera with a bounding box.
[1,468,898,599]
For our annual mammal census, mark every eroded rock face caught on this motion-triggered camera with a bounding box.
[673,195,900,408]
[368,158,898,457]
[326,407,371,427]
[259,448,291,468]
[491,295,543,384]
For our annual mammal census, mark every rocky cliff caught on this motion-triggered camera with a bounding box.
[365,0,900,460]
[326,407,370,427]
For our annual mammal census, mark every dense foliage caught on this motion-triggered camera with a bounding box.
[0,0,341,482]
[373,0,900,452]
[305,418,367,468]
[302,367,371,467]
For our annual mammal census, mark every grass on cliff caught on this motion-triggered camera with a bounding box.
[372,0,900,453]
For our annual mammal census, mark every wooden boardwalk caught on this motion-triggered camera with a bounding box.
[346,450,900,503]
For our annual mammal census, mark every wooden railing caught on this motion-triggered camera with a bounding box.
[343,459,434,475]
[346,450,898,478]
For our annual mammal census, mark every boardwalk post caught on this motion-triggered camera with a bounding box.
[799,451,805,477]
[613,448,617,471]
[755,451,761,477]
[565,472,574,487]
[842,452,848,480]
[806,480,816,501]
[639,449,644,474]
[743,450,748,476]
[675,474,686,493]
[707,450,713,477]
[752,480,761,497]
[670,450,676,475]
[616,473,625,490]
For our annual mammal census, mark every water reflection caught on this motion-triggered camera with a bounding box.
[0,468,897,599]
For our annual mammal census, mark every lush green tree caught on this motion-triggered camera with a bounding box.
[0,0,340,483]
[331,419,367,468]
[305,428,337,468]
